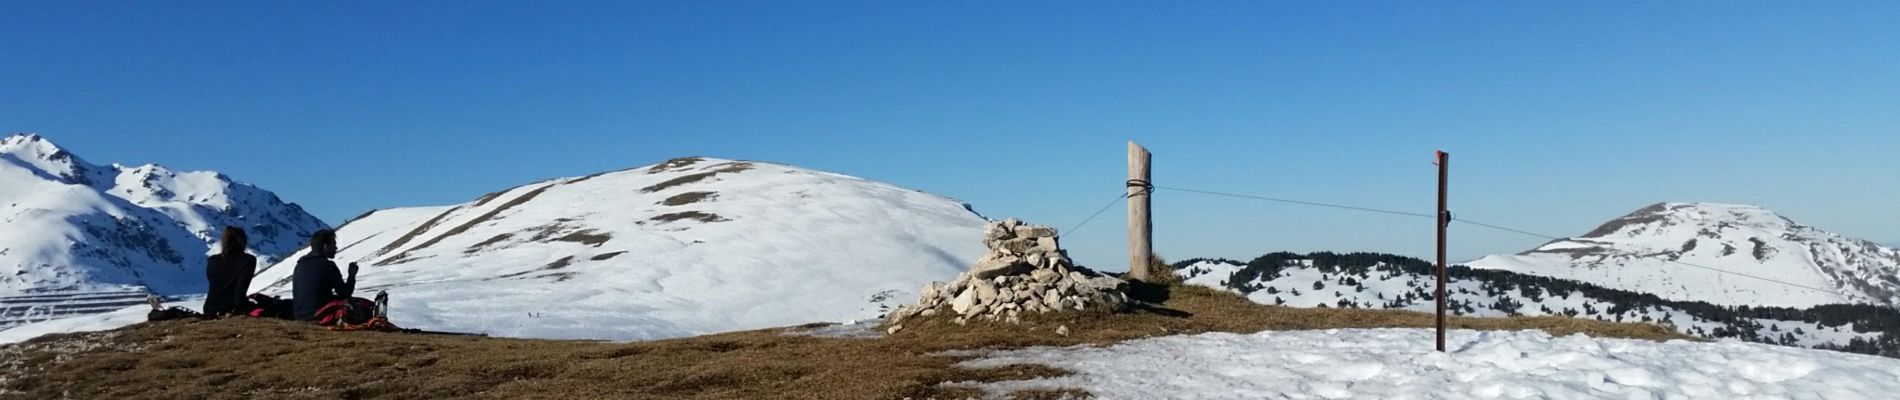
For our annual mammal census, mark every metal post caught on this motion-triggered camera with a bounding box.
[1435,150,1450,352]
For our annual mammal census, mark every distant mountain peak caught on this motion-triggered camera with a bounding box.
[1471,202,1900,308]
[0,134,328,297]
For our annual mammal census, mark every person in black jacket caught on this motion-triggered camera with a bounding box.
[293,229,358,321]
[203,226,257,317]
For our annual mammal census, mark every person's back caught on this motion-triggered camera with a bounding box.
[204,253,257,316]
[292,230,356,321]
[203,227,257,317]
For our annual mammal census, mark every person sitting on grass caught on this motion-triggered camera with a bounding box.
[203,226,257,317]
[293,229,358,322]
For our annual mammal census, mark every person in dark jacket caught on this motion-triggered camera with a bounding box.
[293,229,358,321]
[203,226,257,317]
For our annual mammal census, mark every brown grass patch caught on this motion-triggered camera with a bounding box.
[647,157,706,174]
[0,283,1687,400]
[369,206,462,261]
[650,211,728,224]
[641,172,718,194]
[589,251,628,261]
[552,231,612,247]
[660,191,719,206]
[640,162,755,194]
[382,184,557,265]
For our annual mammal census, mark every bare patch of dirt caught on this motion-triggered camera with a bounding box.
[589,251,628,261]
[552,231,611,247]
[370,207,463,262]
[647,157,706,174]
[650,211,729,224]
[544,256,576,270]
[661,191,719,206]
[384,184,558,264]
[640,162,757,194]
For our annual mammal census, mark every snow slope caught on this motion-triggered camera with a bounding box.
[962,329,1900,399]
[1466,202,1900,308]
[1178,254,1895,356]
[0,133,327,298]
[237,157,988,340]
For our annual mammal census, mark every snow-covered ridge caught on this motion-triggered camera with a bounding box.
[0,133,328,300]
[1178,252,1900,357]
[241,156,989,341]
[1467,202,1900,308]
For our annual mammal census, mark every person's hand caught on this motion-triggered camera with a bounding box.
[348,262,360,277]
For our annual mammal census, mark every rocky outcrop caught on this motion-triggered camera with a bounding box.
[886,219,1129,329]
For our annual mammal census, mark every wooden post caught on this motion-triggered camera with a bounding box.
[1435,150,1450,352]
[1128,142,1153,282]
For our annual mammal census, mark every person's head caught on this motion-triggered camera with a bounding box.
[219,226,248,256]
[309,229,338,259]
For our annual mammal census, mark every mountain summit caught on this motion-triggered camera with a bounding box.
[247,157,988,340]
[0,133,328,296]
[1467,202,1900,308]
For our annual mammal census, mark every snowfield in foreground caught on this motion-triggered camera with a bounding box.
[962,329,1900,399]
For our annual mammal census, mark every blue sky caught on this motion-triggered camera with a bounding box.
[4,2,1896,269]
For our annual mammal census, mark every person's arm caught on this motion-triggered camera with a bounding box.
[335,261,356,299]
[235,255,256,304]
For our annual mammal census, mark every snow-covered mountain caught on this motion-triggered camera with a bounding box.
[1466,202,1900,308]
[0,133,328,297]
[243,157,988,340]
[1178,253,1900,357]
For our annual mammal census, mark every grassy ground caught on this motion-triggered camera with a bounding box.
[0,283,1689,400]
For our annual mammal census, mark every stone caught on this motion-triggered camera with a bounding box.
[998,288,1015,303]
[1013,225,1057,239]
[1036,236,1061,252]
[887,325,903,335]
[1055,325,1070,337]
[973,279,999,304]
[984,222,1014,242]
[1024,252,1045,269]
[954,317,967,326]
[970,255,1023,280]
[1031,268,1059,283]
[1067,271,1089,283]
[968,304,989,317]
[951,288,977,314]
[999,238,1038,254]
[1002,218,1022,230]
[1043,290,1063,308]
[920,308,939,318]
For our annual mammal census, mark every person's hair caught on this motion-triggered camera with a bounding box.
[309,229,337,257]
[220,226,248,256]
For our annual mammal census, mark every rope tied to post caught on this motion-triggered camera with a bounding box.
[1126,179,1154,197]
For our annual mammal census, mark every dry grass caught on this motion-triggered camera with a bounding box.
[0,283,1687,400]
[389,184,557,262]
[649,211,728,224]
[369,206,463,261]
[660,191,719,206]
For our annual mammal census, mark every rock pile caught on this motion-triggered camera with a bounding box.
[886,219,1129,330]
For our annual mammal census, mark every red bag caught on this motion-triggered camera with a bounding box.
[312,297,377,327]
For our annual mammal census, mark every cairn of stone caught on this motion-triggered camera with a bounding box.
[886,219,1129,331]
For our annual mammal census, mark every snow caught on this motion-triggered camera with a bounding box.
[233,157,987,341]
[1176,257,1885,354]
[961,328,1900,399]
[0,297,199,344]
[1464,202,1900,308]
[3,157,986,343]
[0,133,327,297]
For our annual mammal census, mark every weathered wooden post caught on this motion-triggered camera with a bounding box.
[1128,141,1153,282]
[1435,150,1450,352]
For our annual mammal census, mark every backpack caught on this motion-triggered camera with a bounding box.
[244,294,294,320]
[313,297,378,327]
[147,306,204,322]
